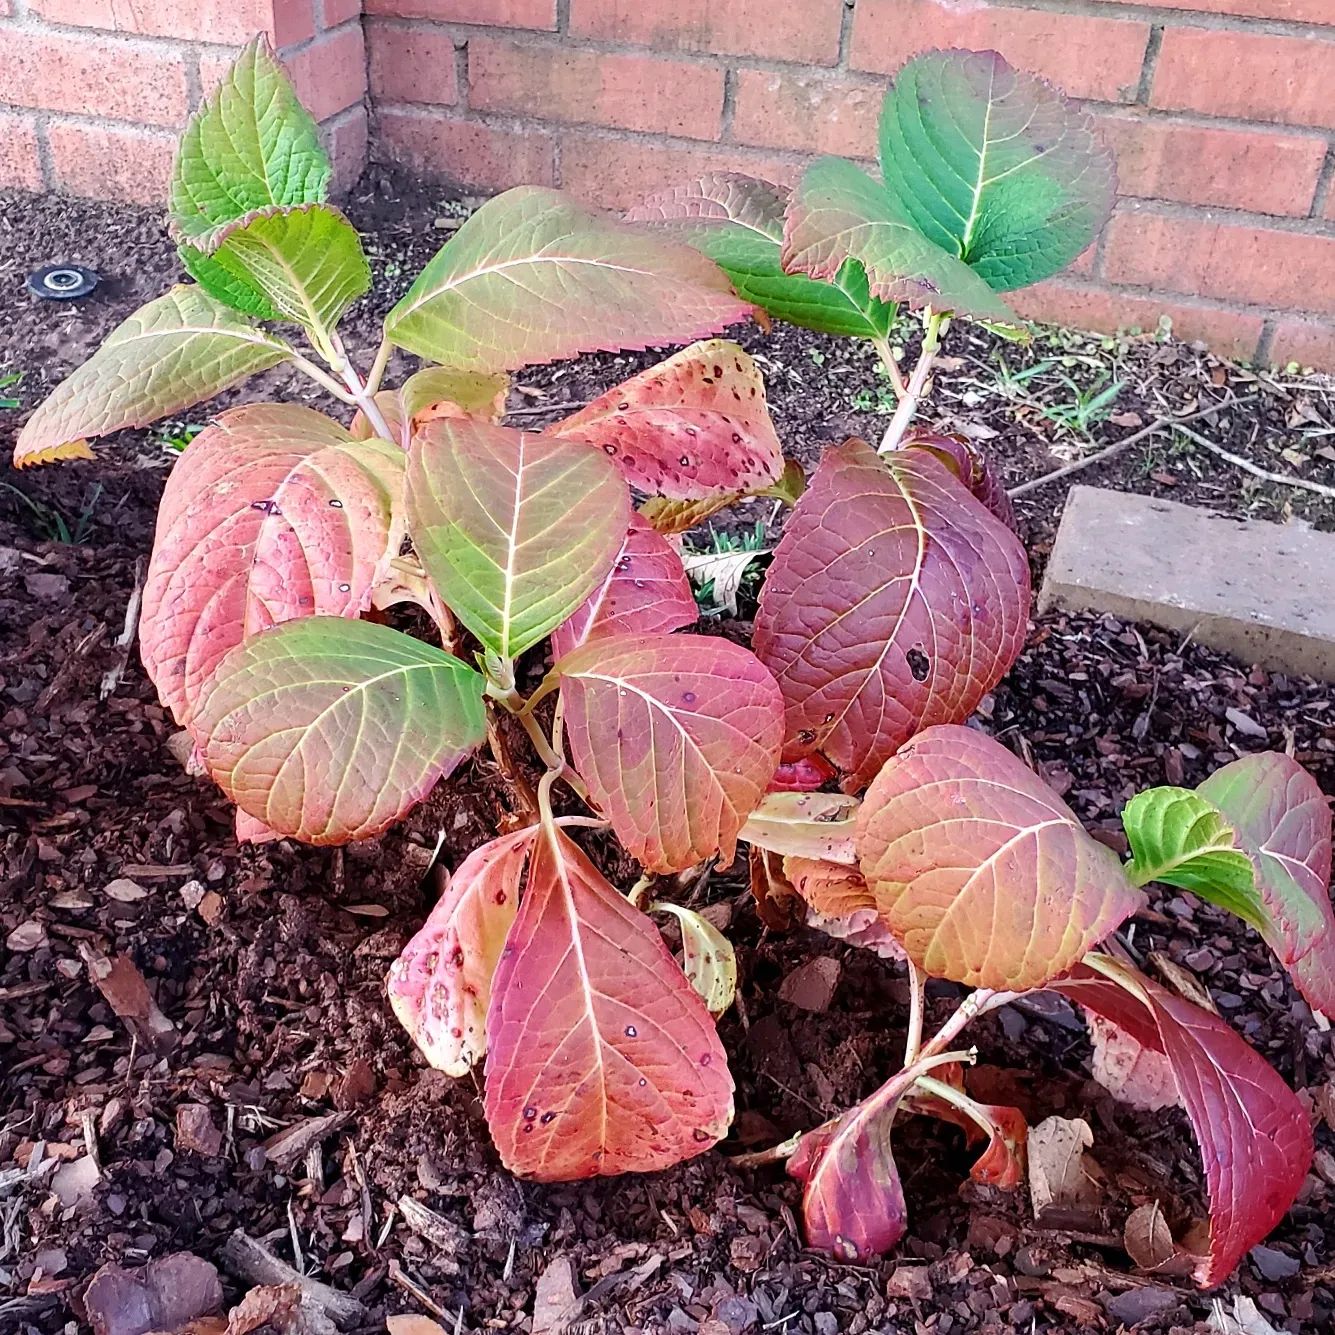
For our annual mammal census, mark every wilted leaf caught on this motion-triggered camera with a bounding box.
[170,36,330,242]
[406,417,630,662]
[902,1068,1026,1188]
[388,829,534,1076]
[639,492,743,537]
[194,617,486,844]
[682,547,767,616]
[653,902,738,1015]
[767,753,840,793]
[550,340,783,500]
[753,440,1030,790]
[1124,1201,1185,1273]
[783,157,1018,322]
[739,791,859,864]
[557,632,784,873]
[749,845,804,931]
[351,367,510,448]
[13,287,291,467]
[1053,954,1313,1287]
[385,187,753,373]
[484,826,733,1179]
[857,726,1144,989]
[879,50,1115,291]
[140,403,404,725]
[901,430,1016,531]
[1088,1012,1179,1112]
[627,173,897,339]
[198,203,369,338]
[550,513,696,660]
[805,902,907,960]
[784,856,874,917]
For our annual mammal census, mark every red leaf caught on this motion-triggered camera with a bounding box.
[856,726,1144,989]
[557,633,784,873]
[901,1066,1027,1188]
[768,754,839,793]
[901,431,1016,532]
[1052,955,1313,1287]
[753,439,1030,791]
[550,339,784,500]
[141,403,404,725]
[549,513,696,660]
[388,829,533,1077]
[484,826,733,1179]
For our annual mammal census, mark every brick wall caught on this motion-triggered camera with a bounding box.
[366,0,1335,370]
[0,0,367,206]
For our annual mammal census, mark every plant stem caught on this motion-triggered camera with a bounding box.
[328,332,395,442]
[918,987,1022,1062]
[289,351,357,405]
[911,1074,998,1141]
[903,959,926,1067]
[484,710,539,820]
[872,334,908,400]
[365,336,393,397]
[490,683,593,806]
[879,311,949,455]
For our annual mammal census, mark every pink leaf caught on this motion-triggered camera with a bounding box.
[550,513,696,660]
[484,825,733,1179]
[856,726,1144,989]
[388,829,533,1077]
[784,855,906,959]
[557,632,784,873]
[141,403,404,726]
[1053,955,1313,1288]
[768,754,840,792]
[1087,1012,1179,1112]
[549,339,784,500]
[753,439,1030,791]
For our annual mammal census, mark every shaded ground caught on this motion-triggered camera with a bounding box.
[2,169,1335,1334]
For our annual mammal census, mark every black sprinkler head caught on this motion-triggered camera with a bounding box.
[27,264,100,301]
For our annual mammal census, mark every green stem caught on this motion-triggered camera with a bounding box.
[879,311,950,454]
[365,336,393,397]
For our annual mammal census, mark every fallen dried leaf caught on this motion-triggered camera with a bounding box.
[532,1256,580,1335]
[84,1252,223,1335]
[227,1284,338,1335]
[1028,1116,1100,1219]
[77,943,178,1053]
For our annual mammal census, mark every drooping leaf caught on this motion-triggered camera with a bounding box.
[556,633,785,874]
[387,829,534,1077]
[782,157,1018,323]
[170,35,330,242]
[749,846,804,931]
[784,856,875,917]
[549,512,696,660]
[901,430,1016,531]
[753,439,1030,791]
[385,187,753,373]
[1052,954,1313,1288]
[198,203,370,338]
[652,902,738,1016]
[857,726,1144,989]
[549,340,784,500]
[405,417,630,663]
[140,403,404,725]
[194,617,486,844]
[879,50,1116,291]
[788,1066,918,1261]
[626,173,897,340]
[805,902,907,960]
[739,791,859,864]
[1087,1012,1179,1112]
[902,1068,1028,1188]
[179,241,281,320]
[351,368,510,448]
[484,825,733,1179]
[13,287,291,467]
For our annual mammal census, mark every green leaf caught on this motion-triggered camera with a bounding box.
[627,173,897,340]
[1122,787,1262,931]
[194,617,486,845]
[178,242,281,320]
[201,203,370,339]
[384,186,754,374]
[170,35,330,243]
[783,157,1018,323]
[13,286,291,468]
[405,416,631,662]
[878,50,1115,291]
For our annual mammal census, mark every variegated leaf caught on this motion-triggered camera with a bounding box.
[351,367,510,448]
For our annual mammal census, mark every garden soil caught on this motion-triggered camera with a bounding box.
[2,170,1335,1334]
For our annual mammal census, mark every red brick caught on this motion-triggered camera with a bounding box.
[325,106,370,191]
[1268,317,1335,371]
[369,25,458,105]
[1097,0,1332,24]
[0,111,43,192]
[731,70,882,159]
[1097,114,1325,218]
[559,134,796,211]
[470,39,724,141]
[47,120,176,206]
[321,0,364,26]
[1104,211,1335,316]
[1009,279,1264,361]
[28,0,317,45]
[363,0,556,26]
[1152,29,1335,130]
[851,0,1150,103]
[570,0,844,66]
[0,31,190,127]
[376,108,556,190]
[283,26,367,121]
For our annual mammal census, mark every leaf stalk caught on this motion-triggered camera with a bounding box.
[879,311,950,454]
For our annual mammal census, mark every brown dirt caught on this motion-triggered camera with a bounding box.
[2,169,1334,1334]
